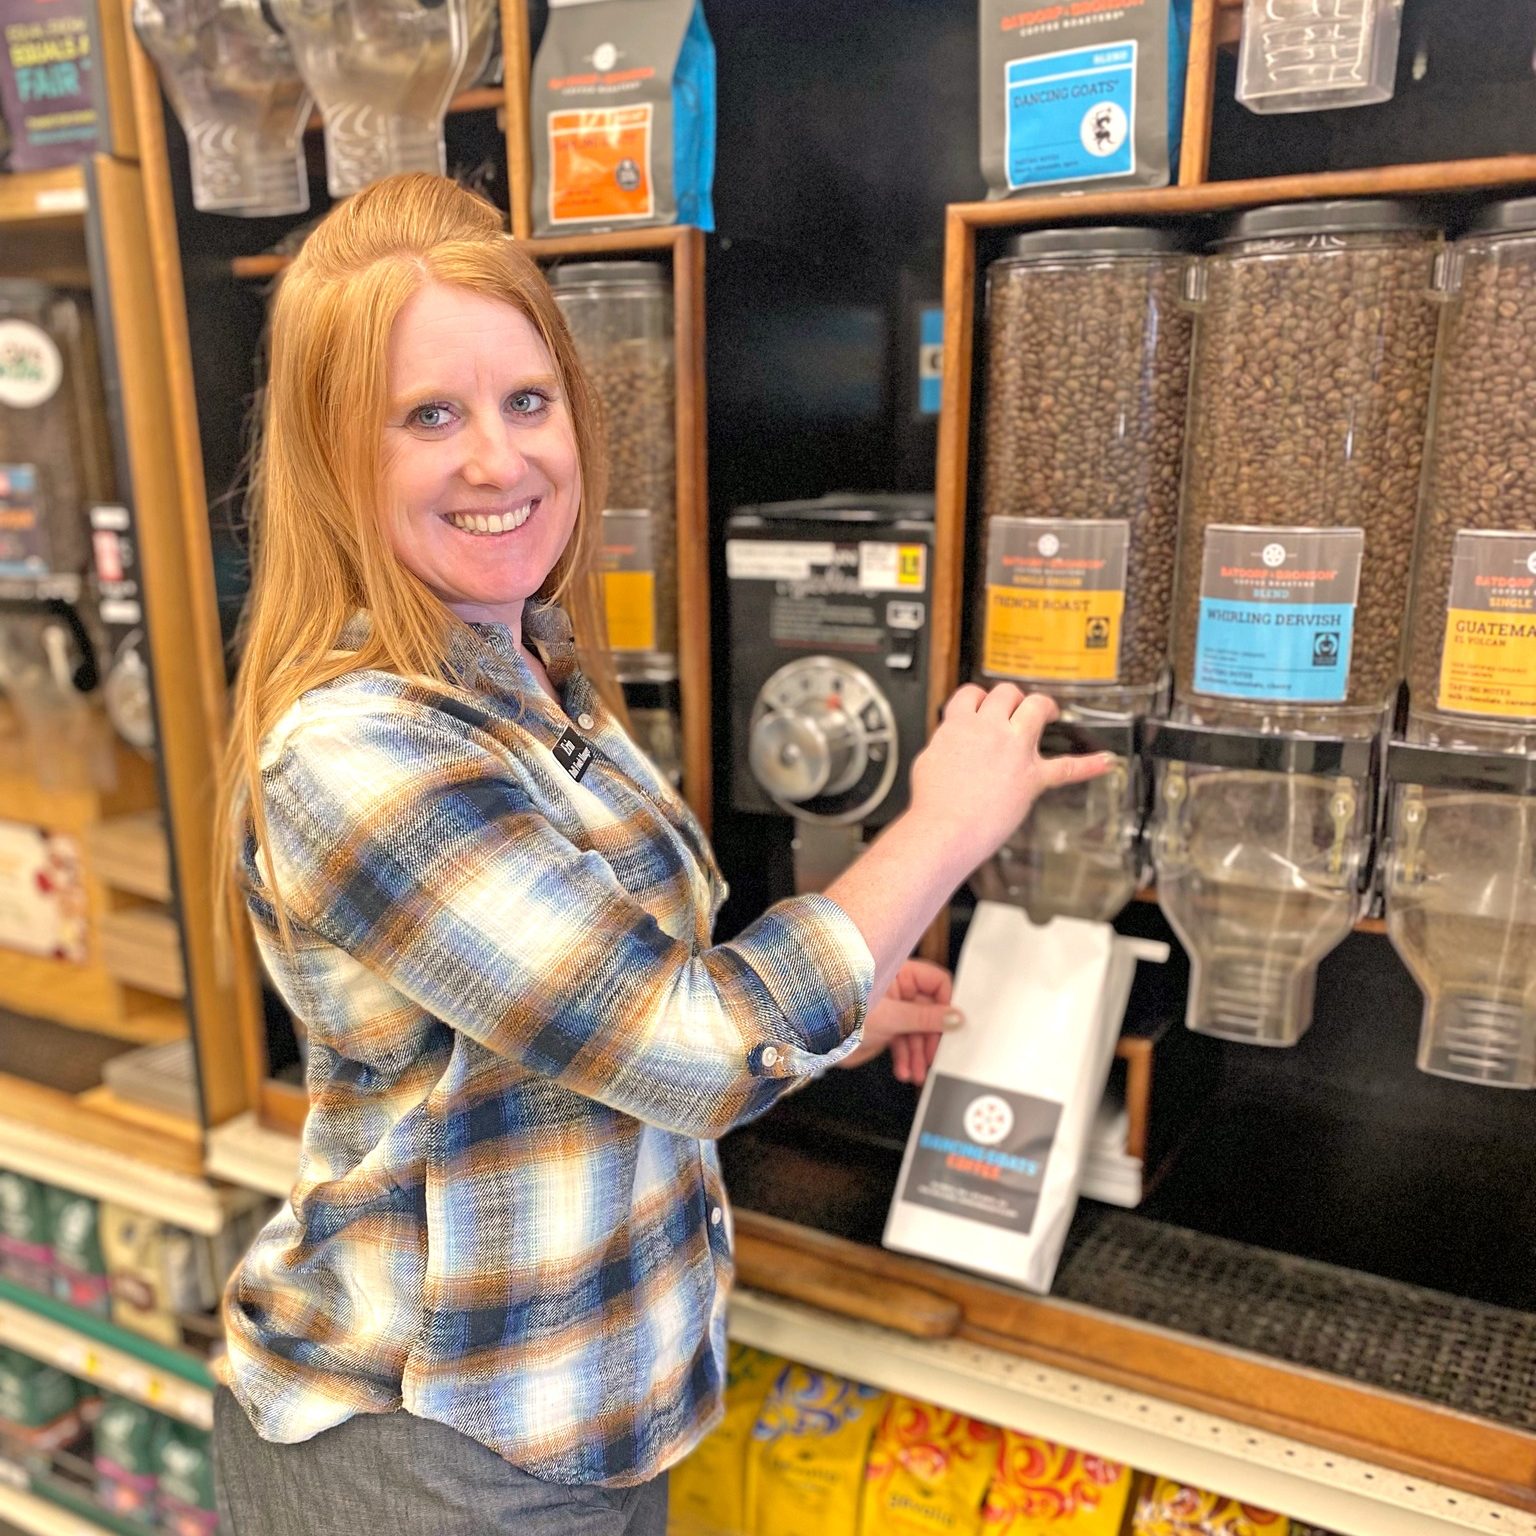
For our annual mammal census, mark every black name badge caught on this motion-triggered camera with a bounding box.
[553,727,595,783]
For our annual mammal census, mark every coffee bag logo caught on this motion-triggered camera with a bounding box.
[1312,631,1340,666]
[592,41,618,70]
[1037,532,1060,557]
[0,321,63,409]
[963,1093,1014,1146]
[1081,101,1127,158]
[1262,542,1286,568]
[1526,551,1536,577]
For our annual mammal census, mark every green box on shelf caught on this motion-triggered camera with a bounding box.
[0,1343,76,1427]
[156,1421,217,1535]
[94,1391,163,1524]
[0,1170,52,1293]
[47,1186,110,1315]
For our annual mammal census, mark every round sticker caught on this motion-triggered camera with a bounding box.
[963,1094,1015,1147]
[1080,101,1128,159]
[592,41,618,71]
[1037,533,1060,557]
[0,320,63,409]
[1262,542,1287,568]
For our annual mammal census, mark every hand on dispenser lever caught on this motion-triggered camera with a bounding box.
[837,957,959,1087]
[823,682,1114,1014]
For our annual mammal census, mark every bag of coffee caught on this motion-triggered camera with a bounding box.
[884,904,1167,1293]
[0,0,101,171]
[982,1432,1133,1535]
[862,1397,1004,1536]
[531,0,715,235]
[979,0,1192,198]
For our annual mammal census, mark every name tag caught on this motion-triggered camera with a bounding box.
[553,727,595,783]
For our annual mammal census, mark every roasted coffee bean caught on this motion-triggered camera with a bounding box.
[978,250,1192,698]
[1175,228,1440,728]
[586,338,678,659]
[1407,233,1536,730]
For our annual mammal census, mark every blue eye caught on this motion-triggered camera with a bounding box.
[507,389,553,417]
[407,402,455,430]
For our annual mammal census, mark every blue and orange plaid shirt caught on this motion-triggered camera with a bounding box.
[220,604,874,1485]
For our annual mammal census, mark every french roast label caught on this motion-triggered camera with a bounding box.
[899,1073,1060,1236]
[982,516,1128,684]
[598,508,658,655]
[0,321,62,408]
[1194,526,1364,704]
[1438,530,1536,721]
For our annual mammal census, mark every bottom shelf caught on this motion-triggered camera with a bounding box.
[0,1478,136,1536]
[727,1290,1527,1536]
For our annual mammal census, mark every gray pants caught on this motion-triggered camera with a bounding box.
[214,1388,669,1535]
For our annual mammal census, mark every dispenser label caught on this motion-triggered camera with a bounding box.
[982,517,1128,684]
[1438,530,1536,721]
[899,1074,1060,1236]
[0,322,61,408]
[1004,41,1137,190]
[1194,526,1363,703]
[598,508,658,654]
[0,464,46,577]
[547,105,655,225]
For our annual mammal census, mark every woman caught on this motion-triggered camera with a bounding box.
[214,173,1110,1534]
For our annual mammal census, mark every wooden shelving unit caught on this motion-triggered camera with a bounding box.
[0,165,88,227]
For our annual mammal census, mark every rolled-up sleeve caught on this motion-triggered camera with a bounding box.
[257,702,875,1138]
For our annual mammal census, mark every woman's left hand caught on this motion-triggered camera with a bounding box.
[836,957,961,1087]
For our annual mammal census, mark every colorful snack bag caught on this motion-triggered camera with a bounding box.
[745,1364,887,1536]
[862,1396,1004,1536]
[669,1344,786,1536]
[982,1431,1133,1535]
[1132,1477,1290,1536]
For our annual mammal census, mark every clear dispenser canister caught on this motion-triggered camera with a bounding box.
[1390,199,1536,1087]
[1156,201,1441,1045]
[551,261,678,680]
[269,0,494,198]
[973,227,1193,923]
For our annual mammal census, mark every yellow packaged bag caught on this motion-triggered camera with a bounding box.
[982,1432,1133,1535]
[669,1345,786,1536]
[862,1396,1004,1536]
[745,1365,887,1536]
[1132,1478,1290,1536]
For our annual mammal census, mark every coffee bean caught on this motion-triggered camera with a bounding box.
[552,272,677,663]
[1407,227,1536,738]
[977,246,1193,702]
[1177,225,1441,733]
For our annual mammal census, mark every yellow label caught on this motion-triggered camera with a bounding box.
[898,546,925,588]
[984,585,1125,683]
[1438,608,1536,720]
[548,105,654,225]
[603,570,657,653]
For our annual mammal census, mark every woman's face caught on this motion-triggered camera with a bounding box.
[380,282,581,630]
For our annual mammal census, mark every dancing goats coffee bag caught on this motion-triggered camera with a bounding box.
[979,0,1191,198]
[531,0,715,235]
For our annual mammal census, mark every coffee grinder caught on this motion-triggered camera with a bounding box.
[726,495,936,892]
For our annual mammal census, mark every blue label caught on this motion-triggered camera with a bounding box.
[918,307,942,416]
[1005,42,1137,190]
[1194,599,1355,703]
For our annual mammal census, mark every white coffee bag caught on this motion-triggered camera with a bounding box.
[883,903,1166,1293]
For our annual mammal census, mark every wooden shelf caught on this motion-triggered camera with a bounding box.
[83,813,172,905]
[0,1072,242,1229]
[0,166,88,228]
[728,1288,1534,1536]
[0,952,185,1044]
[0,1482,125,1536]
[0,1278,214,1429]
[302,83,505,135]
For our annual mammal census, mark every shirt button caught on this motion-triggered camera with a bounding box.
[710,1206,723,1227]
[577,712,595,730]
[760,1046,779,1068]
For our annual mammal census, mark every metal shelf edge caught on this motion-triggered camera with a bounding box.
[726,1290,1533,1536]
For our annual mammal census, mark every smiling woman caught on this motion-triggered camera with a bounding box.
[209,172,1103,1536]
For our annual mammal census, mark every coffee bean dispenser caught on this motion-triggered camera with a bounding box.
[1386,198,1536,1087]
[1150,201,1442,1046]
[727,496,934,892]
[971,226,1194,923]
[551,261,682,784]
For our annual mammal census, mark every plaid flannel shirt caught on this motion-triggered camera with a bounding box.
[220,604,874,1486]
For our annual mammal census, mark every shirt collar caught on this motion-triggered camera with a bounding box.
[336,602,578,688]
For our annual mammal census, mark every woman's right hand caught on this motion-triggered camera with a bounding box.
[907,683,1115,873]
